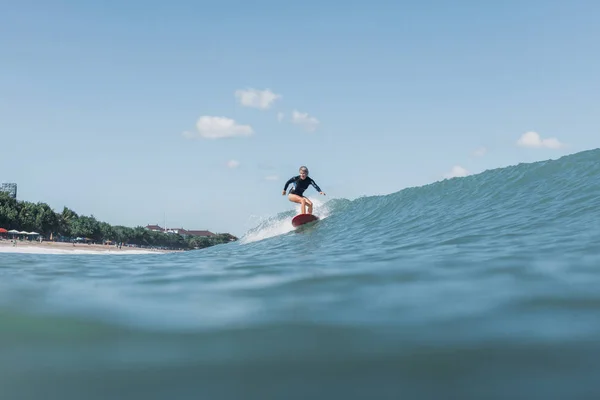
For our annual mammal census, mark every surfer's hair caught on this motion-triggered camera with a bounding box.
[299,166,309,175]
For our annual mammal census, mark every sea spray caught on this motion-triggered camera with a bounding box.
[240,195,334,244]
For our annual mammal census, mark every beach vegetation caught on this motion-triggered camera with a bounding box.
[0,192,237,250]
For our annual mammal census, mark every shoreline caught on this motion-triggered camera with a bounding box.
[0,240,180,255]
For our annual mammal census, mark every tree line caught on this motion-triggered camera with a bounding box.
[0,192,237,250]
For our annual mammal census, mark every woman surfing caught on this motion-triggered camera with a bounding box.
[282,166,325,215]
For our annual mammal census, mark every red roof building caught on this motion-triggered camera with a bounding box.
[186,230,215,237]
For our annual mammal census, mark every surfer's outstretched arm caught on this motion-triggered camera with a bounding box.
[310,178,325,195]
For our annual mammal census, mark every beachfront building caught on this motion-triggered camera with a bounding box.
[0,183,17,199]
[145,224,166,233]
[145,224,215,238]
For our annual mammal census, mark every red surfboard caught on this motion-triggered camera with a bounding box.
[291,214,319,227]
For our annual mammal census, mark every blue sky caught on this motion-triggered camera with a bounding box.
[1,0,599,236]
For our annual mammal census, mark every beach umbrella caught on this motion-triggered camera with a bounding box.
[28,232,39,235]
[0,228,7,233]
[8,229,19,233]
[19,231,29,234]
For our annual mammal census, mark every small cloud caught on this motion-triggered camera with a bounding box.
[445,165,469,179]
[517,131,564,149]
[291,110,319,132]
[227,160,240,169]
[185,116,253,139]
[235,88,281,110]
[265,175,279,181]
[277,112,284,122]
[473,146,487,157]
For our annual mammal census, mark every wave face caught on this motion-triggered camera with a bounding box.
[1,149,600,400]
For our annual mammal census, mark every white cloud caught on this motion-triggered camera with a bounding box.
[264,175,279,181]
[227,160,240,169]
[235,88,281,110]
[277,112,284,122]
[517,131,564,149]
[473,146,487,157]
[183,116,253,139]
[445,165,469,179]
[291,110,319,132]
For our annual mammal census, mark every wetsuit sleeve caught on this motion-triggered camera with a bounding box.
[283,176,297,191]
[310,178,322,192]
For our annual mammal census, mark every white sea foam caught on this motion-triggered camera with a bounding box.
[240,197,331,244]
[240,215,295,244]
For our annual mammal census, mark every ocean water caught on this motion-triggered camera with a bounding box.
[1,149,600,400]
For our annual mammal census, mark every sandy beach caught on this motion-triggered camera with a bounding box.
[0,240,179,255]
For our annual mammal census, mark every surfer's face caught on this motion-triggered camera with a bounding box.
[299,170,307,179]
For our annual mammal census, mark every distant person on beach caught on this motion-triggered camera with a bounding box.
[282,165,325,215]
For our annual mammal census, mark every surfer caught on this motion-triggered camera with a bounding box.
[282,166,325,214]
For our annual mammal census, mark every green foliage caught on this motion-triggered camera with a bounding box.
[0,192,237,250]
[0,192,19,229]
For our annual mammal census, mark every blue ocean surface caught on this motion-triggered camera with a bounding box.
[1,149,600,400]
